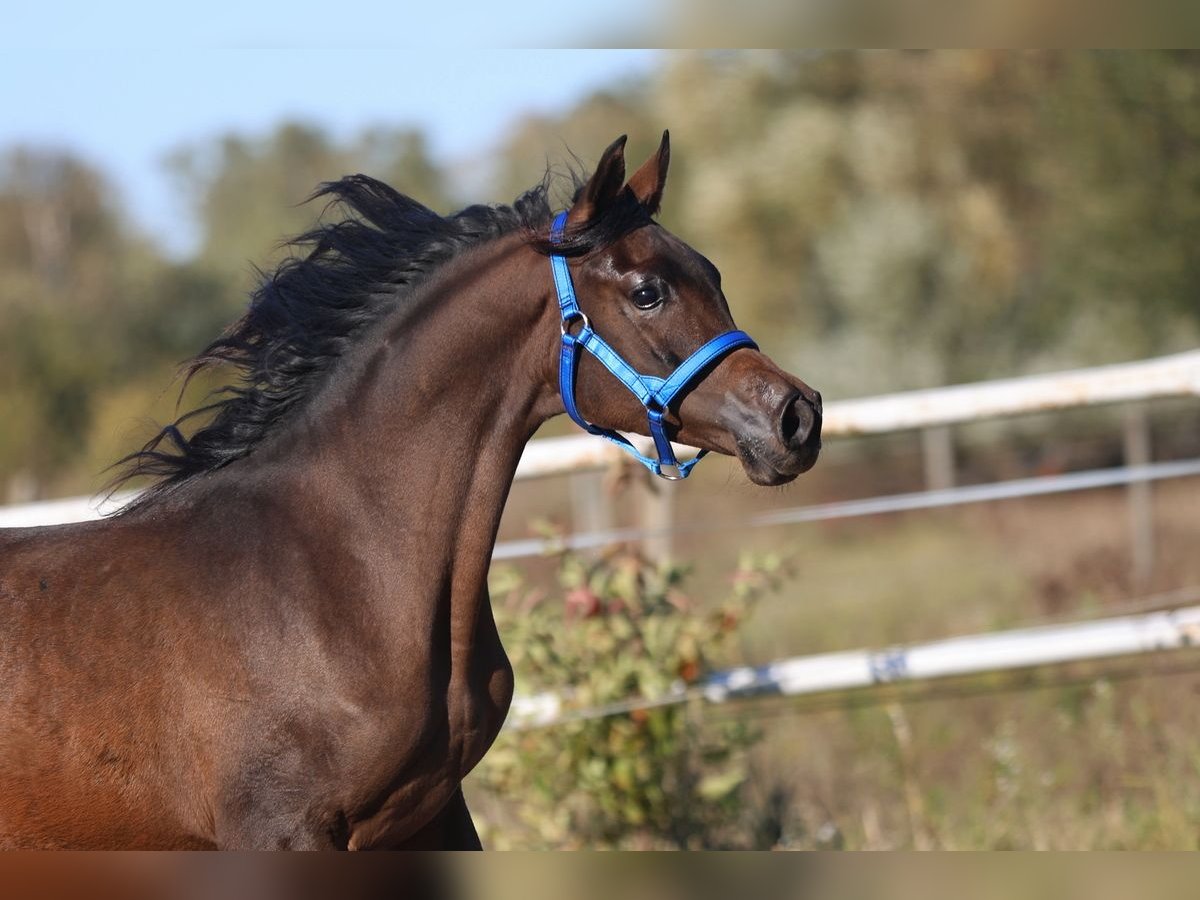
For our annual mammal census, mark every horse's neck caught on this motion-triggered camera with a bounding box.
[240,234,557,645]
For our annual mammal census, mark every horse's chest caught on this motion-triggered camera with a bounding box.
[449,655,515,770]
[344,654,513,848]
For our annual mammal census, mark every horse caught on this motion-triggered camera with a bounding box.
[0,132,821,849]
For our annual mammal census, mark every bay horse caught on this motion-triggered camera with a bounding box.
[0,132,821,849]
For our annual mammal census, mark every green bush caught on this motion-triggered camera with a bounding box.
[474,546,792,849]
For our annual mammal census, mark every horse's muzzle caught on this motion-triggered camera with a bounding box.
[735,385,822,486]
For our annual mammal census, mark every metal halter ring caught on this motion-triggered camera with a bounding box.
[656,462,686,481]
[560,310,591,337]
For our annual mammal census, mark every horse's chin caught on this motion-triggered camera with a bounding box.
[737,441,821,486]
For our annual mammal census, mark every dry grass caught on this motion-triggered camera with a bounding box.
[707,477,1200,849]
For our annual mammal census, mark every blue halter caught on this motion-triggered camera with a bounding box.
[550,210,758,480]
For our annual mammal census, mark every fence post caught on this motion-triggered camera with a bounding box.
[637,469,675,563]
[568,469,612,557]
[1123,403,1154,588]
[921,425,955,492]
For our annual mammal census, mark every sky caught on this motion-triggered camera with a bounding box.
[3,1,660,50]
[0,39,661,255]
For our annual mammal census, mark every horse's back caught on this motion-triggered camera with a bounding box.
[0,516,214,848]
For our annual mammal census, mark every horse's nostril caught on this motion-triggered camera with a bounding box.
[780,401,800,444]
[779,394,812,447]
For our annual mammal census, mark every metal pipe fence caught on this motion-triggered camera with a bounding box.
[494,458,1200,560]
[509,597,1200,730]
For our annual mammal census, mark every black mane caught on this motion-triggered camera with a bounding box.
[111,172,651,507]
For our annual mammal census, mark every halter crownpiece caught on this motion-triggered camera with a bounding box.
[549,210,759,480]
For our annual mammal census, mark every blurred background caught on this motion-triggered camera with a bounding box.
[3,49,1200,848]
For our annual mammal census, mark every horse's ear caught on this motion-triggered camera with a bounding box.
[567,135,628,227]
[627,130,670,215]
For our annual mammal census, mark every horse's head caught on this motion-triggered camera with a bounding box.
[546,132,821,486]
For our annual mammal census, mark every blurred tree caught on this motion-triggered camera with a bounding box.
[0,149,163,498]
[168,122,452,295]
[1033,52,1200,363]
[0,150,122,299]
[676,50,1200,393]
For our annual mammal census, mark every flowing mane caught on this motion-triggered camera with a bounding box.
[112,171,652,506]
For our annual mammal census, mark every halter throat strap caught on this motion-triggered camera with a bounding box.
[549,211,758,480]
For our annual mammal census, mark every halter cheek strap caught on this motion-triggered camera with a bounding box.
[550,211,758,480]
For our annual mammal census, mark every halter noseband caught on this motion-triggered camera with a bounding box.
[549,211,758,480]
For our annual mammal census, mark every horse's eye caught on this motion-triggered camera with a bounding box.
[630,284,663,310]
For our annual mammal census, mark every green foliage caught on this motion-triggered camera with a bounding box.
[0,149,160,492]
[168,122,451,285]
[473,547,792,849]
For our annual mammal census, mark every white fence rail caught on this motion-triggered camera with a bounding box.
[4,350,1200,529]
[509,599,1200,729]
[0,493,135,529]
[822,348,1200,436]
[492,458,1200,560]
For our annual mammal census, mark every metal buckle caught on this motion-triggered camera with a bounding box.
[655,462,685,481]
[560,311,591,337]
